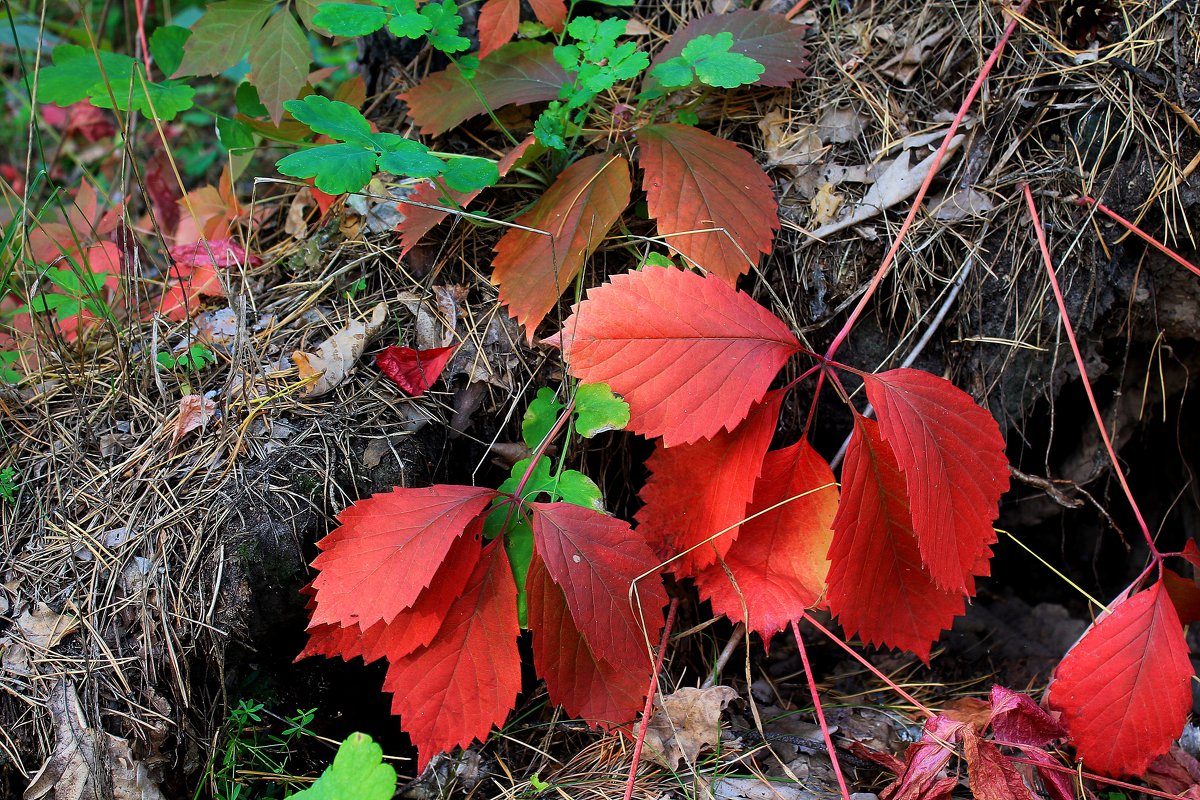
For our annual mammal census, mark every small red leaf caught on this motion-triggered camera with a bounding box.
[528,555,647,728]
[376,344,457,396]
[559,266,800,446]
[695,438,837,642]
[529,501,666,669]
[308,485,497,631]
[647,10,809,88]
[636,391,784,575]
[827,416,982,661]
[636,124,778,282]
[987,685,1065,748]
[1047,580,1193,777]
[963,730,1040,800]
[493,154,631,336]
[881,716,967,800]
[169,238,260,269]
[382,540,521,770]
[478,0,519,59]
[863,369,1009,594]
[1163,566,1200,625]
[529,0,566,30]
[1021,748,1076,800]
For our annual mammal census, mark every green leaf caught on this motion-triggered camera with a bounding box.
[287,733,396,800]
[533,105,567,150]
[217,116,256,151]
[421,0,471,53]
[376,139,444,178]
[36,45,127,106]
[554,469,604,511]
[648,59,694,88]
[312,2,389,35]
[504,517,533,627]
[522,387,564,449]
[387,9,433,39]
[681,32,764,88]
[642,252,677,268]
[278,143,377,194]
[235,81,269,116]
[441,156,499,193]
[573,382,629,438]
[149,25,190,76]
[250,10,312,123]
[175,0,275,77]
[284,95,374,145]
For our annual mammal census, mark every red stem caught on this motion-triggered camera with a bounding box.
[1023,185,1159,560]
[791,619,853,800]
[823,0,1031,362]
[1078,195,1200,279]
[623,597,681,800]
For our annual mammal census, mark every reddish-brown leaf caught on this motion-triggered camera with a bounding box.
[529,501,666,669]
[376,344,457,396]
[382,540,521,770]
[146,152,182,235]
[636,124,778,282]
[963,730,1040,800]
[401,42,567,136]
[827,416,982,661]
[987,685,1065,747]
[1047,580,1193,777]
[695,438,837,642]
[863,369,1009,594]
[636,391,784,575]
[1021,748,1076,800]
[881,716,967,800]
[528,555,647,728]
[493,154,631,336]
[647,10,809,88]
[308,486,496,631]
[529,0,566,29]
[478,0,519,59]
[559,266,800,446]
[396,135,535,255]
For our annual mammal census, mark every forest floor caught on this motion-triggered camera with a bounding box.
[1,0,1199,797]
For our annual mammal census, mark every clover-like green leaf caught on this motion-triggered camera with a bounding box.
[523,387,565,449]
[682,32,764,88]
[288,733,396,800]
[278,143,378,194]
[441,157,499,193]
[284,95,375,146]
[421,0,471,52]
[312,2,389,35]
[573,383,629,438]
[376,138,445,178]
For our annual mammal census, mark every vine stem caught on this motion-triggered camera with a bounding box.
[1022,185,1158,560]
[623,596,681,800]
[1076,195,1200,279]
[790,619,852,800]
[823,0,1032,362]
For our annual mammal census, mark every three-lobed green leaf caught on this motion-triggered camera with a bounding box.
[288,733,396,800]
[38,45,195,121]
[650,32,764,89]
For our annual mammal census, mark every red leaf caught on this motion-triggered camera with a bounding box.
[863,369,1009,594]
[529,501,666,669]
[1163,567,1200,625]
[827,416,981,661]
[396,135,534,255]
[478,0,519,59]
[169,238,260,269]
[308,485,497,631]
[881,716,967,800]
[636,391,784,575]
[694,438,837,642]
[647,10,809,88]
[528,555,647,728]
[963,730,1039,800]
[377,344,457,396]
[147,152,182,235]
[1146,746,1200,795]
[529,0,566,30]
[987,685,1065,747]
[636,124,778,282]
[493,154,631,336]
[1047,580,1193,777]
[559,266,800,446]
[1021,748,1076,800]
[382,540,521,770]
[401,42,567,136]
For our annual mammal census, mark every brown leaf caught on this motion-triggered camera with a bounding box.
[170,394,217,447]
[14,603,78,650]
[642,686,740,768]
[292,302,387,397]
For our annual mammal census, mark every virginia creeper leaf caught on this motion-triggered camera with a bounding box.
[694,438,837,642]
[376,344,457,396]
[1163,566,1200,625]
[879,716,967,800]
[827,416,983,661]
[289,733,396,800]
[863,369,1009,594]
[250,10,311,124]
[308,485,497,630]
[558,266,800,446]
[1047,580,1192,777]
[528,555,648,728]
[636,124,778,282]
[962,730,1039,800]
[987,685,1065,747]
[529,0,567,30]
[401,41,568,136]
[528,501,666,669]
[382,541,521,770]
[636,391,784,574]
[646,10,808,88]
[175,0,274,77]
[478,0,519,59]
[492,153,631,336]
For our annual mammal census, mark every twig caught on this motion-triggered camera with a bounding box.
[701,622,745,690]
[1077,194,1200,279]
[791,619,852,800]
[623,597,680,800]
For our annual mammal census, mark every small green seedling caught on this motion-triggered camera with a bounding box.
[157,344,216,371]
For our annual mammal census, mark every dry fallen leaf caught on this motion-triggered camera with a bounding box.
[810,183,845,226]
[285,187,314,238]
[642,685,740,769]
[292,302,387,397]
[15,603,79,651]
[170,394,217,446]
[881,27,950,85]
[931,186,995,221]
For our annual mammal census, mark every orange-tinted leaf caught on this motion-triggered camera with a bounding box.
[493,154,630,336]
[528,555,647,728]
[636,124,778,282]
[529,0,565,30]
[401,42,567,136]
[647,10,808,88]
[636,391,784,575]
[963,730,1039,800]
[529,501,666,669]
[863,369,1009,594]
[478,0,519,59]
[382,540,521,770]
[695,438,837,642]
[171,394,217,446]
[308,485,497,630]
[376,344,457,396]
[987,685,1065,747]
[558,266,800,446]
[827,417,981,661]
[1047,580,1192,777]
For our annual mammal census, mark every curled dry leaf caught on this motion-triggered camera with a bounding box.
[171,394,217,446]
[15,603,79,650]
[642,685,741,768]
[293,302,388,397]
